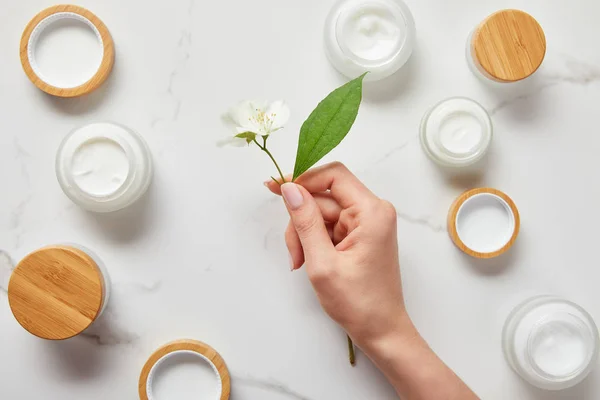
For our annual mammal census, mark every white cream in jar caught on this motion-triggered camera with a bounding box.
[56,122,153,212]
[503,296,599,390]
[324,0,415,81]
[420,97,492,168]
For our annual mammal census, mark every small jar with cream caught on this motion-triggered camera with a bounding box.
[420,97,493,168]
[324,0,416,81]
[503,296,599,390]
[8,244,111,340]
[56,122,153,213]
[467,9,546,84]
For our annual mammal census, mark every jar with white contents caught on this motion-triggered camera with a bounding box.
[466,9,546,84]
[420,97,493,168]
[503,296,599,390]
[8,244,111,340]
[56,122,153,213]
[324,0,416,81]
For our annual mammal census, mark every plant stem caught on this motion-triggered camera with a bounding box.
[253,137,286,184]
[347,335,356,366]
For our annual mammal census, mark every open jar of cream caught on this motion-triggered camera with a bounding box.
[503,296,599,390]
[467,9,546,84]
[420,97,493,168]
[56,122,153,213]
[324,0,416,81]
[8,244,111,340]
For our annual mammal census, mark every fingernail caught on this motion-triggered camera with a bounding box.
[263,180,270,187]
[281,183,303,210]
[288,253,295,271]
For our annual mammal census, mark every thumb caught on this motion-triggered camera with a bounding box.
[280,183,335,262]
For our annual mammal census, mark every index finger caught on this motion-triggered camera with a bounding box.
[265,162,377,208]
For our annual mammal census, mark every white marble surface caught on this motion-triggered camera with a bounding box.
[1,0,600,399]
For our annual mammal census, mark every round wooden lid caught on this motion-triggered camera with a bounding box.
[472,9,546,82]
[8,245,104,340]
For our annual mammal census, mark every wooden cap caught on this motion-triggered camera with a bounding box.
[448,188,520,259]
[471,9,546,82]
[20,5,115,97]
[8,245,105,340]
[139,339,231,400]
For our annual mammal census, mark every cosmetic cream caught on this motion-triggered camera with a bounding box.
[467,9,546,84]
[8,244,111,340]
[56,122,153,213]
[503,296,599,390]
[420,97,492,168]
[324,0,415,81]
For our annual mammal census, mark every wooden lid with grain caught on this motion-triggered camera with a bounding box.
[471,9,546,82]
[8,245,105,340]
[20,5,115,97]
[447,188,520,259]
[139,339,231,400]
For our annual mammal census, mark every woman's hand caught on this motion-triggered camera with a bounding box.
[266,162,479,400]
[265,161,413,349]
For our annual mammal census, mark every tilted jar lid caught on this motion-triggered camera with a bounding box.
[8,245,104,340]
[471,9,546,82]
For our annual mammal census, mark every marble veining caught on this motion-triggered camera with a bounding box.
[395,211,445,233]
[0,250,14,295]
[233,375,313,400]
[490,57,600,115]
[2,1,600,399]
[151,0,195,128]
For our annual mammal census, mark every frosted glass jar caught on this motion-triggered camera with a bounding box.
[466,10,546,84]
[503,296,599,390]
[420,97,492,168]
[56,122,153,212]
[324,0,415,81]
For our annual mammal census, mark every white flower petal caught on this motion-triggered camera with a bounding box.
[266,100,290,131]
[227,101,255,128]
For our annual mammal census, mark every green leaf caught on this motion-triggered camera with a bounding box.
[235,131,257,144]
[293,73,366,180]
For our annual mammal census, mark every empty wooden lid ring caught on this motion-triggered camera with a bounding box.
[20,5,114,97]
[139,339,231,400]
[468,9,546,83]
[8,244,111,340]
[448,188,520,259]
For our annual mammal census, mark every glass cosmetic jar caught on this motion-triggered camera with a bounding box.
[8,244,111,340]
[324,0,416,81]
[56,122,153,213]
[503,296,599,390]
[466,9,546,84]
[420,97,492,168]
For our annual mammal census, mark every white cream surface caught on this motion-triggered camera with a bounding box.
[420,97,492,167]
[71,137,129,196]
[456,194,514,253]
[506,298,598,390]
[530,319,589,377]
[339,3,403,61]
[438,112,483,155]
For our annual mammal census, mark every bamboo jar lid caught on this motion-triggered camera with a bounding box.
[448,188,520,259]
[20,5,115,97]
[139,339,231,400]
[8,245,105,340]
[471,9,546,82]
